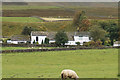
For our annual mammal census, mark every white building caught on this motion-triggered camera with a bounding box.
[65,32,91,45]
[113,41,120,47]
[0,40,2,44]
[31,31,91,45]
[7,35,30,44]
[31,31,48,44]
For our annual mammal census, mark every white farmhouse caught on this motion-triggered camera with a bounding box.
[113,41,120,47]
[31,31,48,44]
[7,35,30,44]
[65,32,91,45]
[31,31,91,45]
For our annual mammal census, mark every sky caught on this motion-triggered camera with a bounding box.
[2,0,120,2]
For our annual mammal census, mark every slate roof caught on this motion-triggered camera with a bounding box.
[114,41,120,44]
[31,31,48,36]
[10,35,30,41]
[75,32,90,36]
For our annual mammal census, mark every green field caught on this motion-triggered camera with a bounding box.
[2,49,118,78]
[2,5,61,10]
[2,21,76,37]
[2,47,56,50]
[1,17,43,23]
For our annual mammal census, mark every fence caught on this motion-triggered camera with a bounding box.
[1,46,119,53]
[2,43,57,47]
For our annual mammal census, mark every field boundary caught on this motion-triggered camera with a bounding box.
[1,46,119,53]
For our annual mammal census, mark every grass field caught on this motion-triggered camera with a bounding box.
[2,5,61,10]
[2,21,76,37]
[1,17,43,23]
[2,49,118,78]
[2,47,56,50]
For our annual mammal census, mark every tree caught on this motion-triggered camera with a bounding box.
[55,30,68,46]
[21,26,38,35]
[106,23,119,45]
[90,25,107,41]
[73,11,91,31]
[44,38,49,44]
[98,21,109,30]
[98,20,119,45]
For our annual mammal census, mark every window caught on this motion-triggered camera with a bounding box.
[79,36,83,37]
[36,36,38,41]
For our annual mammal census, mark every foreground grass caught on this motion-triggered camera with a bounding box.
[1,17,43,23]
[2,49,118,78]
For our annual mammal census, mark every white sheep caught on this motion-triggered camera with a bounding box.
[61,69,79,80]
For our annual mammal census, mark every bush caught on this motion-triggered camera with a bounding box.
[76,42,80,45]
[36,41,39,44]
[84,40,103,47]
[83,42,90,47]
[44,38,49,44]
[33,40,36,44]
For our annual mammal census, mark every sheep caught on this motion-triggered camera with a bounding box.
[61,69,79,80]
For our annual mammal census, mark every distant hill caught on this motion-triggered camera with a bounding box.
[3,2,118,8]
[2,2,28,5]
[2,2,118,18]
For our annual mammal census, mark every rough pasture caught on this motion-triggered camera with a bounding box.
[2,49,118,78]
[1,17,43,23]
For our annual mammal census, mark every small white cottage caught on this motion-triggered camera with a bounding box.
[7,35,30,44]
[65,32,91,45]
[31,31,48,44]
[113,41,120,47]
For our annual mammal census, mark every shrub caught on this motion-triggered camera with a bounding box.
[83,42,90,47]
[44,38,49,44]
[36,41,39,44]
[33,40,36,44]
[76,42,80,45]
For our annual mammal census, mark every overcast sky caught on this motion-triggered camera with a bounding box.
[2,0,120,2]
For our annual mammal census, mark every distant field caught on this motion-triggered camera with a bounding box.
[2,5,61,10]
[2,5,118,19]
[1,17,43,23]
[2,49,118,78]
[41,17,72,22]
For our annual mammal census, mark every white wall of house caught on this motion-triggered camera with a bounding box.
[49,40,55,43]
[74,36,90,45]
[31,36,47,44]
[0,41,2,43]
[7,40,27,44]
[113,43,120,46]
[65,41,77,45]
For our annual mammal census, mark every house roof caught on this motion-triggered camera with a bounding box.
[31,31,89,41]
[74,32,90,36]
[10,35,30,41]
[114,41,120,44]
[31,31,48,36]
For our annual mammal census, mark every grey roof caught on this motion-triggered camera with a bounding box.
[31,31,89,41]
[31,31,48,36]
[75,32,90,36]
[114,41,120,44]
[10,35,30,41]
